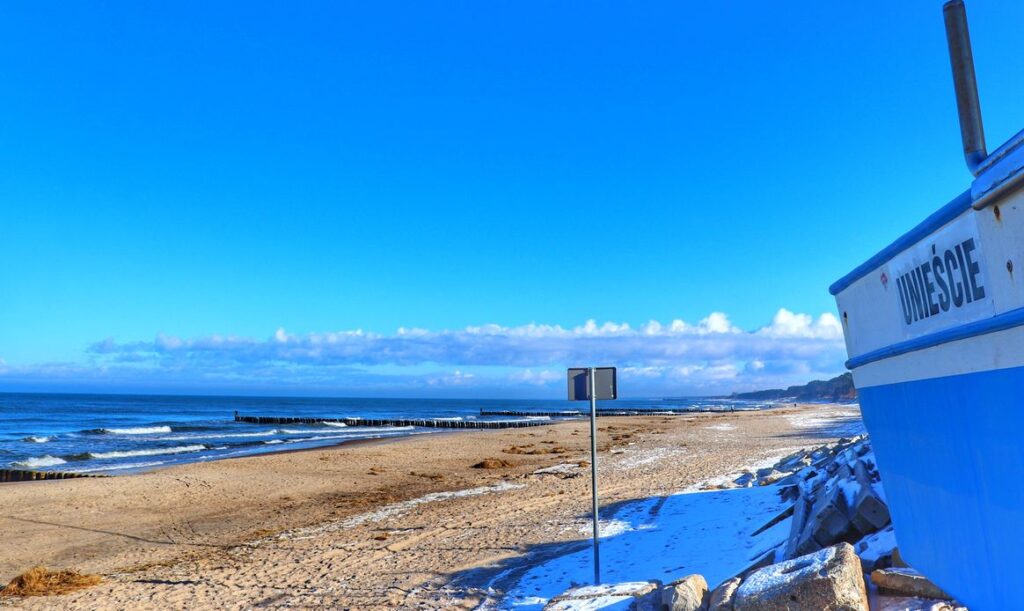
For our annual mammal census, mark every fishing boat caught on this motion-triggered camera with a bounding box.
[830,2,1023,608]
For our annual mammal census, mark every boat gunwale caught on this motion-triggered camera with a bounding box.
[829,190,973,296]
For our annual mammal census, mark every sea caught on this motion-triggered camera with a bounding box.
[0,393,769,475]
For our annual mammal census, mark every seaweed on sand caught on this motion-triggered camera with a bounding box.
[1,566,102,598]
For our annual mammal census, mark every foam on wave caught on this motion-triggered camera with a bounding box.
[14,455,67,468]
[88,444,206,460]
[99,426,173,435]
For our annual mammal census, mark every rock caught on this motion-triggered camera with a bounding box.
[631,590,662,611]
[803,474,856,550]
[734,472,756,487]
[853,526,897,573]
[733,543,868,611]
[891,547,910,568]
[738,549,776,579]
[662,574,709,611]
[777,451,812,472]
[708,577,741,610]
[751,506,795,537]
[871,568,950,600]
[543,581,659,610]
[871,595,964,611]
[783,494,812,560]
[848,460,890,534]
[757,470,787,486]
[779,484,800,502]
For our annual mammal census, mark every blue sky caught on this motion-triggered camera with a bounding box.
[3,1,1023,397]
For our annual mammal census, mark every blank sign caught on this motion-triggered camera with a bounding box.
[567,367,617,401]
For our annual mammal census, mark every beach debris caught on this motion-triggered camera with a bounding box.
[409,471,445,481]
[733,543,868,611]
[0,566,102,598]
[661,574,709,611]
[542,581,659,610]
[871,568,951,600]
[532,463,581,478]
[504,444,569,455]
[708,577,741,610]
[471,458,515,469]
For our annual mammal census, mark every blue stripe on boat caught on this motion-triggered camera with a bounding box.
[845,306,1024,369]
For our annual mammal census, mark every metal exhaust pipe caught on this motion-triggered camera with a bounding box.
[944,0,987,176]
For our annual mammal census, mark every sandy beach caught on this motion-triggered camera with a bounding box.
[0,403,862,610]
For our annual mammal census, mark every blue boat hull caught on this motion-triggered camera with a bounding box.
[859,363,1024,609]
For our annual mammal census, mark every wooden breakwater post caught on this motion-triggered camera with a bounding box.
[232,414,556,429]
[0,469,105,483]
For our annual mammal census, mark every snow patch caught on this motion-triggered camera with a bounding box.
[534,463,581,476]
[545,596,633,610]
[562,582,655,597]
[501,485,790,609]
[856,526,897,563]
[578,519,634,538]
[705,423,736,431]
[614,447,683,470]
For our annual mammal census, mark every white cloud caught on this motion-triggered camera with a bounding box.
[756,308,843,340]
[1,309,847,396]
[509,369,562,385]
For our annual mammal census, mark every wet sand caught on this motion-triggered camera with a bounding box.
[0,403,862,610]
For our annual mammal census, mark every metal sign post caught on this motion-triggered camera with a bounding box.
[567,366,617,586]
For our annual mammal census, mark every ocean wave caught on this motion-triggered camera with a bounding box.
[14,455,67,468]
[160,429,281,441]
[88,444,206,460]
[23,436,52,443]
[339,425,415,433]
[282,428,423,445]
[264,439,284,444]
[98,426,173,435]
[67,460,167,473]
[322,422,348,427]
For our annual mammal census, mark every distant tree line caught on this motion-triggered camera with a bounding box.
[732,372,856,402]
